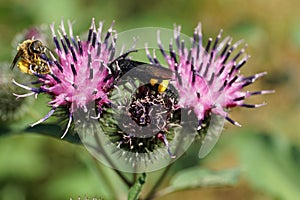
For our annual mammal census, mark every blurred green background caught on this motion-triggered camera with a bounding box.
[0,0,299,199]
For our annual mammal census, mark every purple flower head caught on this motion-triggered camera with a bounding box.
[147,24,274,129]
[14,18,118,138]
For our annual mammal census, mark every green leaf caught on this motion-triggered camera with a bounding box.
[155,167,240,198]
[25,123,82,145]
[169,167,240,191]
[231,131,300,200]
[128,173,146,200]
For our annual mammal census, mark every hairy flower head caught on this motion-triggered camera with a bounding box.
[14,18,118,138]
[146,24,274,129]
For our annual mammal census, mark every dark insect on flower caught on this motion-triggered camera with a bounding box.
[108,50,173,93]
[99,66,198,172]
[95,50,187,169]
[11,39,52,75]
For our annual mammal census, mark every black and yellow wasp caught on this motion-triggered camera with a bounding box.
[108,50,173,93]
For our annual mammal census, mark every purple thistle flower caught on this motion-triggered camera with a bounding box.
[147,24,274,129]
[14,18,118,138]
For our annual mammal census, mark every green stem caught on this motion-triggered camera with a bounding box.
[133,172,138,184]
[132,163,139,183]
[92,158,118,198]
[144,162,174,200]
[76,148,118,199]
[93,131,133,187]
[144,125,189,199]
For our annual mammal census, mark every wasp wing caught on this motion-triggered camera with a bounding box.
[11,50,23,70]
[117,59,173,80]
